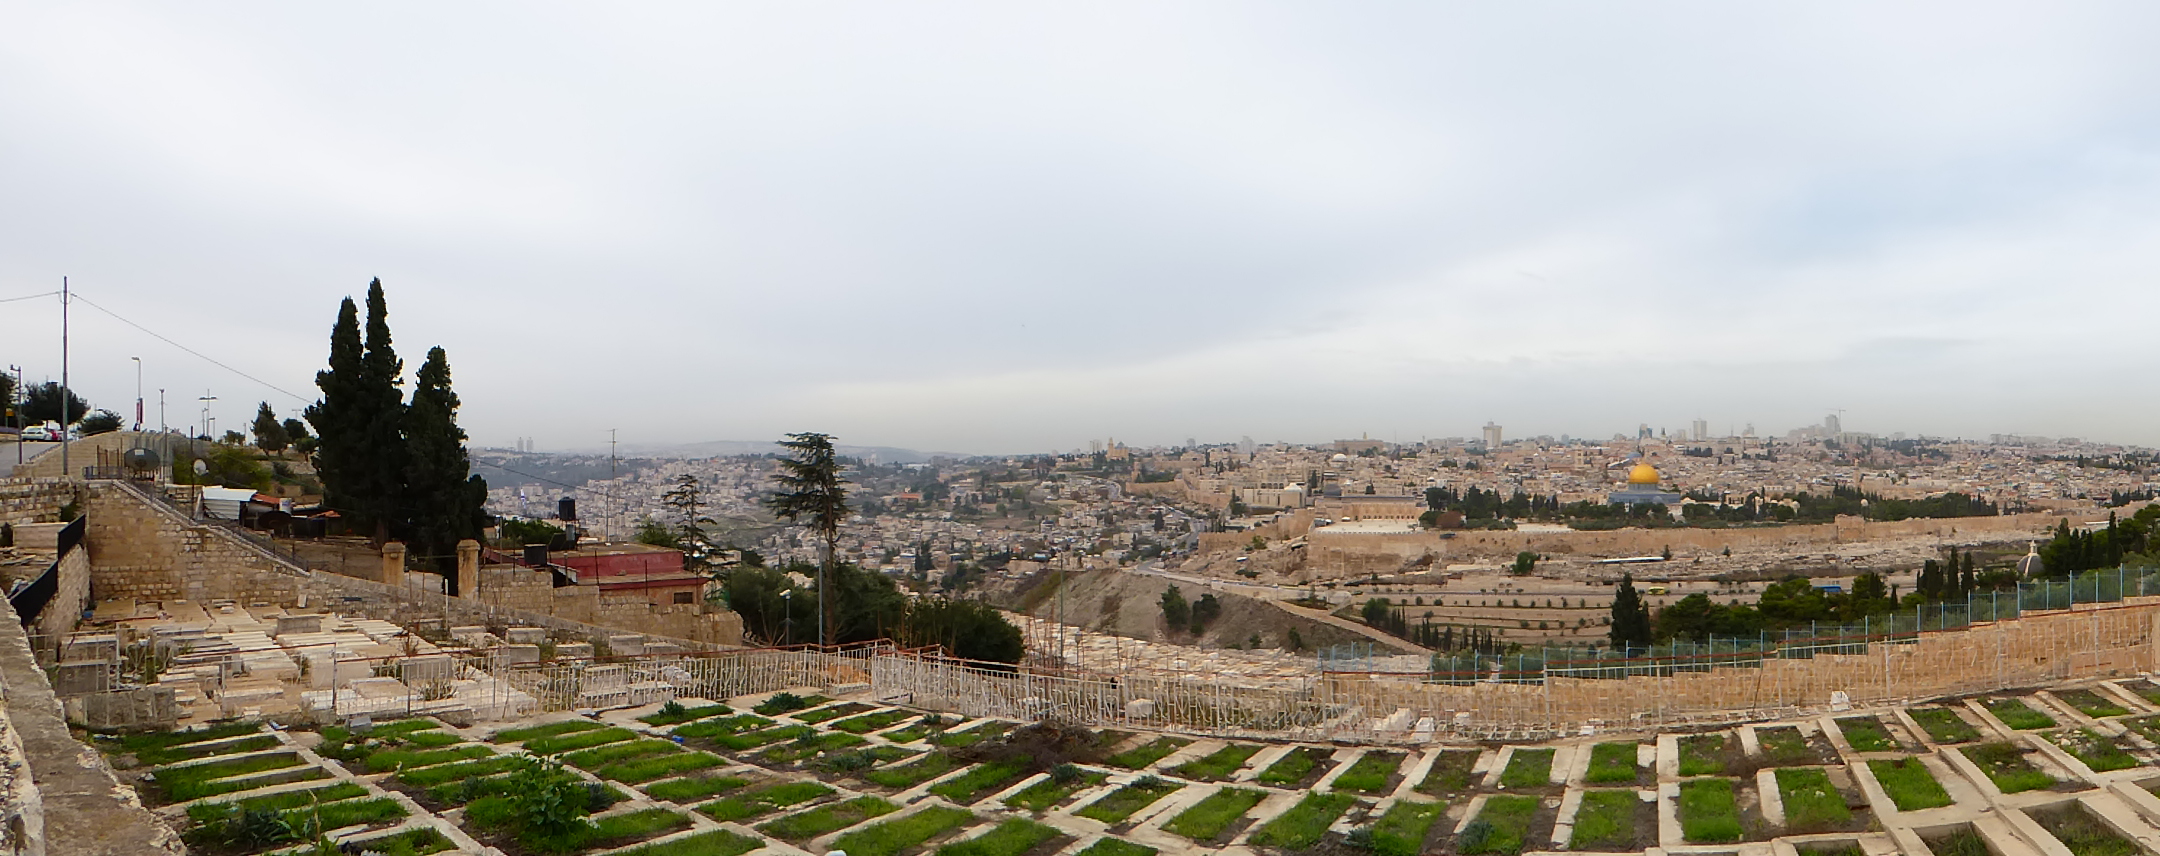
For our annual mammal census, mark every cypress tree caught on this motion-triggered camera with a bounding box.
[403,346,486,578]
[353,279,408,545]
[305,297,365,519]
[1961,551,1977,592]
[1610,574,1652,651]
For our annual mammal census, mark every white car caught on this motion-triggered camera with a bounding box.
[20,424,61,441]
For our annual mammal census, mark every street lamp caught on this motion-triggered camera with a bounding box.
[131,357,142,431]
[198,392,216,441]
[781,589,793,646]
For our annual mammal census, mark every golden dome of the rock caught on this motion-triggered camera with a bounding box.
[1627,462,1660,485]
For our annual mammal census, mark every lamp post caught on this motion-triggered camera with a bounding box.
[198,392,216,441]
[131,356,142,431]
[782,589,793,646]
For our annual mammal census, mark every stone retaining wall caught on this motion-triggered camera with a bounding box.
[0,478,78,526]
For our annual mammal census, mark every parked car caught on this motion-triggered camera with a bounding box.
[20,424,61,441]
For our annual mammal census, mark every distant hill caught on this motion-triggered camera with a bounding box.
[558,440,972,464]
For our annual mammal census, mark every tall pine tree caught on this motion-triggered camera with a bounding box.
[403,346,486,578]
[306,297,365,520]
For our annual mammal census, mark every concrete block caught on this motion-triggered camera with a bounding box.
[67,686,179,731]
[644,641,682,657]
[556,642,594,660]
[398,655,457,685]
[606,635,645,657]
[504,627,546,644]
[53,661,111,696]
[274,614,325,637]
[350,677,410,699]
[500,645,541,666]
[450,626,490,646]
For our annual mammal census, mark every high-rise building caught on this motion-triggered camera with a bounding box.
[1482,422,1503,447]
[1692,419,1708,441]
[1824,414,1842,436]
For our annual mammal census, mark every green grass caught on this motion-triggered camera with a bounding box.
[602,752,723,784]
[864,752,960,788]
[1249,791,1356,849]
[752,692,826,715]
[2045,728,2137,772]
[131,734,281,766]
[149,753,311,801]
[758,732,870,764]
[361,744,493,773]
[1569,789,1637,850]
[935,722,1010,748]
[563,739,679,770]
[1162,787,1266,842]
[830,806,976,856]
[639,703,733,726]
[935,818,1062,856]
[2056,689,2130,718]
[878,716,957,744]
[644,774,750,802]
[525,726,636,755]
[1076,777,1183,824]
[1333,751,1404,794]
[1834,717,1895,752]
[184,781,371,824]
[1369,799,1446,856]
[1173,744,1262,780]
[1776,767,1851,832]
[2031,803,2139,856]
[1677,734,1731,776]
[756,795,898,840]
[611,828,763,856]
[1460,794,1540,854]
[490,719,603,743]
[1257,747,1330,786]
[290,797,409,833]
[1105,737,1190,770]
[1962,742,2055,793]
[1416,749,1479,794]
[1003,770,1106,812]
[1987,698,2056,730]
[588,808,694,848]
[1910,708,1981,744]
[101,721,265,764]
[831,709,917,733]
[1926,827,1993,856]
[338,826,455,856]
[1073,840,1155,856]
[1758,727,1818,764]
[396,754,523,788]
[709,724,814,752]
[1677,778,1743,843]
[2129,681,2160,707]
[929,761,1031,804]
[1585,742,1641,784]
[793,701,873,724]
[1498,748,1554,789]
[670,714,774,740]
[696,781,836,822]
[1867,757,1952,810]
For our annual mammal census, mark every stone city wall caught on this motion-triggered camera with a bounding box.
[82,480,739,650]
[0,478,78,526]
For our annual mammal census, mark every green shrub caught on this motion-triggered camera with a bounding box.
[671,714,773,739]
[694,781,834,822]
[1678,778,1743,843]
[102,722,265,764]
[1249,791,1356,849]
[184,782,370,824]
[563,739,678,770]
[396,755,523,789]
[753,692,824,715]
[639,703,732,727]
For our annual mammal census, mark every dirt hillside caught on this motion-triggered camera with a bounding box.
[990,567,1420,655]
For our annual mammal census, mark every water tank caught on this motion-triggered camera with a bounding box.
[523,544,548,566]
[558,497,577,521]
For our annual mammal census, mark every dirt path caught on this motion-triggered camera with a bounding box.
[1273,599,1430,654]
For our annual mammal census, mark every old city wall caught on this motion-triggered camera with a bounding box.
[0,478,78,526]
[1303,509,2077,571]
[1197,509,1316,552]
[1324,597,2160,734]
[82,481,739,649]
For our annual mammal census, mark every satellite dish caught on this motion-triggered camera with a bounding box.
[193,459,208,476]
[124,447,161,478]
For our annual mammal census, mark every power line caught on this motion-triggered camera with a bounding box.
[69,292,313,403]
[0,291,58,304]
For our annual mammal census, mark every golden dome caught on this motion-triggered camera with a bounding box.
[1627,462,1660,485]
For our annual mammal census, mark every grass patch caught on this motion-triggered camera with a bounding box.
[752,692,826,715]
[1569,789,1638,850]
[696,781,835,822]
[490,719,602,743]
[1585,742,1641,784]
[759,732,870,764]
[1987,698,2056,730]
[1498,748,1554,789]
[183,781,371,824]
[935,722,1010,748]
[880,716,958,745]
[395,755,524,788]
[1776,768,1851,832]
[1074,841,1155,856]
[1257,747,1330,786]
[602,752,723,784]
[1105,736,1190,769]
[1173,744,1262,780]
[830,805,975,856]
[589,808,694,848]
[361,744,493,774]
[793,701,874,724]
[1836,717,1896,752]
[1961,742,2055,793]
[338,826,455,856]
[149,753,310,802]
[644,774,750,802]
[1333,751,1404,794]
[525,727,635,755]
[929,761,1031,804]
[1758,727,1819,765]
[2030,803,2139,856]
[1677,734,1731,776]
[1370,798,1446,856]
[670,714,773,740]
[757,795,898,840]
[1004,768,1106,812]
[1249,791,1356,849]
[1866,757,1952,810]
[936,818,1061,856]
[1075,776,1183,824]
[2045,728,2137,772]
[1910,708,1981,744]
[865,752,961,788]
[1677,778,1744,843]
[101,722,265,764]
[639,703,733,727]
[563,739,678,770]
[1460,794,1539,855]
[1416,749,1479,794]
[613,828,763,856]
[134,735,281,766]
[2057,689,2130,718]
[1926,827,1992,856]
[832,709,917,733]
[709,724,814,751]
[1163,787,1266,842]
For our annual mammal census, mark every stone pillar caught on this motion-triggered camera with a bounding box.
[457,539,480,599]
[381,542,406,588]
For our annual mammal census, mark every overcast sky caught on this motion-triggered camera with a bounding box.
[5,3,2159,455]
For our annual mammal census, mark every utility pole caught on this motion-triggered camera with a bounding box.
[131,356,143,431]
[60,277,69,478]
[609,429,618,541]
[8,365,20,466]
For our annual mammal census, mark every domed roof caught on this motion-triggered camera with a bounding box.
[1627,462,1660,485]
